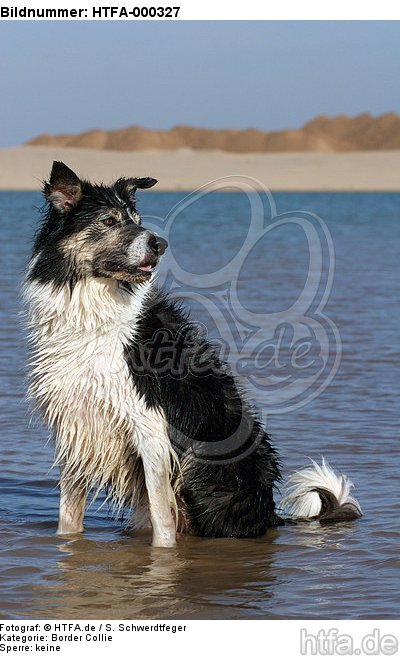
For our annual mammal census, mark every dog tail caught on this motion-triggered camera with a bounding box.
[280,458,362,524]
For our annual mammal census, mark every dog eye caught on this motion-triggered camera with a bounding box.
[102,217,118,227]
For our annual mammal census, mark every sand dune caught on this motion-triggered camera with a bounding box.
[1,146,400,191]
[26,113,400,153]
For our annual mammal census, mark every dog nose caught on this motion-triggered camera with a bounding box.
[147,233,168,256]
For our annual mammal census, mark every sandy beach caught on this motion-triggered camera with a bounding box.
[1,146,400,191]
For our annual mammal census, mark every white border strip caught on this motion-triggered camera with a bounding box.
[0,620,398,654]
[1,1,400,20]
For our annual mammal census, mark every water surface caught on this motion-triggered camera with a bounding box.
[0,190,398,619]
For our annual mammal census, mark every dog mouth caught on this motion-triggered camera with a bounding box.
[137,262,154,273]
[102,258,158,281]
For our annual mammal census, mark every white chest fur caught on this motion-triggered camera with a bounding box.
[24,277,175,524]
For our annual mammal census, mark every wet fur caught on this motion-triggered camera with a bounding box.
[24,162,362,546]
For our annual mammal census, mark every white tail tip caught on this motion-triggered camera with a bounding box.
[280,458,362,522]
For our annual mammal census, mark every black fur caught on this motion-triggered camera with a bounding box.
[124,287,282,537]
[312,488,362,524]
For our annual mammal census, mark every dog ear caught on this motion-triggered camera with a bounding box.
[44,161,82,213]
[119,177,158,194]
[132,177,158,190]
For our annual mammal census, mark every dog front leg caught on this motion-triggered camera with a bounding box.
[57,477,87,535]
[141,457,176,548]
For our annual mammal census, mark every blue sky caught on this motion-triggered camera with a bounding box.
[1,21,400,146]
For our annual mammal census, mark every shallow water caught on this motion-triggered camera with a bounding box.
[0,190,398,619]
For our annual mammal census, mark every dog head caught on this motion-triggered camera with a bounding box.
[30,161,167,287]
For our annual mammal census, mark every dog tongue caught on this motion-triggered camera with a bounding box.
[138,264,153,272]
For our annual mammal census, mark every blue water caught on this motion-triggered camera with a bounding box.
[0,190,398,619]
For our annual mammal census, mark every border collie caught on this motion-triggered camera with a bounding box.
[24,162,362,547]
